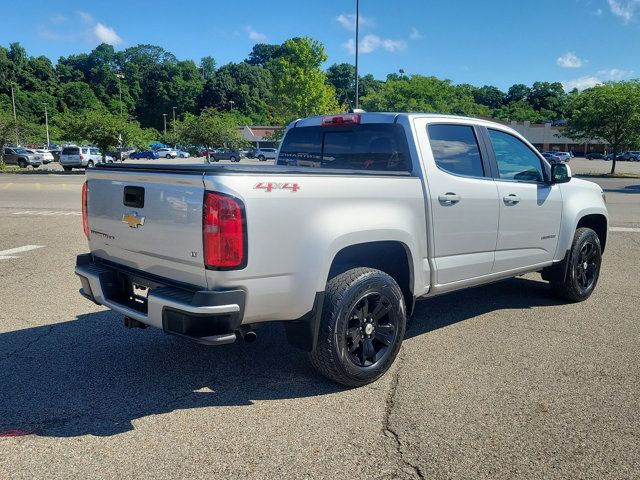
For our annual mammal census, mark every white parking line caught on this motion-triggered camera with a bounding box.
[610,227,640,233]
[12,211,81,216]
[0,245,44,260]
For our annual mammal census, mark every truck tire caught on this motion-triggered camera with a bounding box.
[87,160,94,168]
[550,227,602,302]
[258,155,265,161]
[18,159,27,168]
[309,267,406,387]
[230,156,237,162]
[63,166,72,172]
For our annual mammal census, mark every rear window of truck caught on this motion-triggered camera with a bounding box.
[277,124,411,172]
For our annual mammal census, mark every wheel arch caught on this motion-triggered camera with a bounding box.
[576,214,608,253]
[327,241,415,317]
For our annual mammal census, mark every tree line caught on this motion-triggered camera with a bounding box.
[2,37,640,173]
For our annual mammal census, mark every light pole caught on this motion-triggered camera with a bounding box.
[42,103,50,148]
[172,106,177,132]
[354,0,360,110]
[115,72,124,118]
[10,81,19,145]
[163,113,167,135]
[229,100,235,111]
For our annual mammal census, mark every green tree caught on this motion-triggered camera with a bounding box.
[506,83,531,104]
[361,75,487,116]
[57,111,154,159]
[175,109,248,159]
[473,85,505,109]
[246,44,283,67]
[266,37,341,125]
[565,81,640,174]
[326,63,356,106]
[527,81,566,117]
[200,56,216,80]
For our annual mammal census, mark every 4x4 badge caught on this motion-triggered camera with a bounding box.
[122,211,145,228]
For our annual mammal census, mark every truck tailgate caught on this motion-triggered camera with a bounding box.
[86,169,208,288]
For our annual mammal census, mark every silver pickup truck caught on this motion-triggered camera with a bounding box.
[76,112,608,386]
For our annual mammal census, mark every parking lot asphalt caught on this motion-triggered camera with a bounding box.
[0,170,638,479]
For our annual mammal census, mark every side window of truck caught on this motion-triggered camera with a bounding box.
[487,129,545,183]
[427,124,485,178]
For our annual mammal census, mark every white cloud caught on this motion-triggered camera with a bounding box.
[77,11,94,24]
[557,51,584,68]
[562,68,634,91]
[607,0,640,22]
[335,13,375,31]
[244,26,267,42]
[409,27,424,40]
[343,34,406,54]
[37,11,123,46]
[49,14,66,24]
[93,23,122,45]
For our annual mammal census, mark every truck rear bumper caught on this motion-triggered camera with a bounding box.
[75,254,245,345]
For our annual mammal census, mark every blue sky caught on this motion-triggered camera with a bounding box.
[1,0,639,91]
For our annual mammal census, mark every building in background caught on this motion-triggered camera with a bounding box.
[503,120,606,155]
[238,126,280,149]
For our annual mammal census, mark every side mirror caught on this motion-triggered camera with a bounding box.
[551,162,571,184]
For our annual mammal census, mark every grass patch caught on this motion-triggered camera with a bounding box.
[575,172,640,179]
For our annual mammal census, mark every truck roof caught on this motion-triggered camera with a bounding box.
[293,112,513,131]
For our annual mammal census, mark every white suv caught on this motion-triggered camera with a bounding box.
[59,146,113,171]
[255,148,277,161]
[155,148,177,159]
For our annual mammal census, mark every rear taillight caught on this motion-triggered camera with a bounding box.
[203,192,245,269]
[82,181,89,238]
[80,154,84,160]
[322,113,360,126]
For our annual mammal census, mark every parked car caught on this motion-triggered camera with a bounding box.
[155,147,178,159]
[129,150,160,160]
[604,152,627,161]
[108,148,135,161]
[176,150,190,158]
[59,146,111,171]
[245,148,256,159]
[254,147,278,161]
[542,152,562,163]
[618,151,640,161]
[544,151,571,162]
[585,152,604,160]
[76,112,608,387]
[209,148,241,162]
[33,149,54,164]
[2,147,42,168]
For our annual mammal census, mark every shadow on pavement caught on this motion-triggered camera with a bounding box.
[0,277,561,438]
[602,184,640,194]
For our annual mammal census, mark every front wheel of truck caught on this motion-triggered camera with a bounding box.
[550,227,602,302]
[309,267,406,387]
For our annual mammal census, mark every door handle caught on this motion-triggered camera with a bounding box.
[438,193,461,205]
[503,194,520,205]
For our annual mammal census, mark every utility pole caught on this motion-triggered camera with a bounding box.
[10,82,19,145]
[115,72,124,118]
[43,103,50,148]
[355,0,360,110]
[163,113,167,135]
[172,106,177,132]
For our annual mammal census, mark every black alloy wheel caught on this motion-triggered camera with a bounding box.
[344,292,398,368]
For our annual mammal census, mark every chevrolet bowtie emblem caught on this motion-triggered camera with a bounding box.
[122,211,145,228]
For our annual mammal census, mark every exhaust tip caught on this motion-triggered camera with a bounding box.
[237,330,257,343]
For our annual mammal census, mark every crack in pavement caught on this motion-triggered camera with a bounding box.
[382,347,425,480]
[0,324,54,364]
